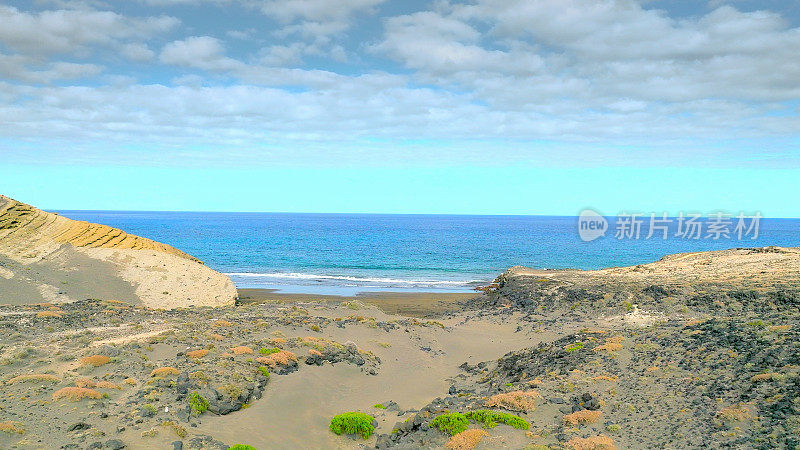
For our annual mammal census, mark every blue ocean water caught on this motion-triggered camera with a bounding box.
[55,211,800,295]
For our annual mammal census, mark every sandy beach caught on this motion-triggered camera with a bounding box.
[237,288,478,317]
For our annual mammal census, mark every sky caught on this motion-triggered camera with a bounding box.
[1,0,799,215]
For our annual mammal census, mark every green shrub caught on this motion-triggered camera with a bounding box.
[464,410,529,430]
[257,366,270,378]
[430,412,469,436]
[373,403,387,409]
[565,342,584,353]
[228,445,256,450]
[329,412,375,439]
[259,347,280,355]
[188,392,209,415]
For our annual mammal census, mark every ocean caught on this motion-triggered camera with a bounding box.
[55,211,800,295]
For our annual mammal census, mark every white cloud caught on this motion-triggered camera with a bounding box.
[0,0,798,160]
[252,0,385,23]
[0,5,179,55]
[376,0,800,112]
[121,43,156,62]
[160,36,243,71]
[0,52,102,83]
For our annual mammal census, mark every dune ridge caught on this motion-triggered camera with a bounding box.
[0,195,235,308]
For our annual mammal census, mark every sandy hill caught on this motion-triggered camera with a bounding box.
[0,195,236,308]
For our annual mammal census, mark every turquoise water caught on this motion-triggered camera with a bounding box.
[56,211,800,295]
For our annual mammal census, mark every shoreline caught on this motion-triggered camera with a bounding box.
[237,288,478,317]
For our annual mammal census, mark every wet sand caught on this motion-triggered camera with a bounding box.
[237,288,479,317]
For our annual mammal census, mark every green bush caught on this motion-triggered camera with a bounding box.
[259,347,280,355]
[329,412,375,439]
[228,445,256,450]
[430,412,469,436]
[565,342,584,353]
[188,392,209,415]
[373,403,387,409]
[257,366,270,378]
[464,410,529,430]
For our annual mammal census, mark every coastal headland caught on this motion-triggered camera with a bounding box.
[1,195,799,449]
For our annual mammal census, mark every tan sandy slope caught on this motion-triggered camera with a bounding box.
[503,246,800,290]
[0,195,236,308]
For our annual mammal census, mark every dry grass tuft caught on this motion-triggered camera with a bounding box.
[80,355,111,367]
[186,349,209,359]
[257,350,297,367]
[445,429,489,450]
[212,320,234,327]
[565,434,615,449]
[52,387,103,401]
[6,373,60,384]
[751,373,777,382]
[0,421,25,434]
[309,349,323,356]
[769,324,791,332]
[124,378,137,385]
[76,378,96,388]
[96,381,122,390]
[150,367,180,377]
[594,342,623,352]
[591,375,618,382]
[594,336,624,352]
[716,404,754,422]
[36,310,65,318]
[485,390,542,412]
[209,333,225,341]
[231,346,253,355]
[563,410,603,425]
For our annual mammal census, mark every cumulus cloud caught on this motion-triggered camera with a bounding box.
[121,43,156,62]
[1,0,799,167]
[160,36,243,71]
[0,5,179,55]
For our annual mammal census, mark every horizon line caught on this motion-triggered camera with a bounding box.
[50,209,799,220]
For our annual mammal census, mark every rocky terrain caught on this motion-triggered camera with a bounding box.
[2,209,799,450]
[381,247,800,449]
[0,195,236,308]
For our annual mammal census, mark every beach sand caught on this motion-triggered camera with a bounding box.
[237,288,478,317]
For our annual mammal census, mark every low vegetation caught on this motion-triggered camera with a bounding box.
[186,349,209,359]
[485,390,541,411]
[6,373,59,384]
[52,387,103,401]
[0,421,25,435]
[188,392,209,415]
[79,355,111,367]
[563,409,603,425]
[329,412,375,439]
[430,413,470,436]
[564,434,615,449]
[445,429,488,450]
[464,410,529,430]
[150,367,180,377]
[256,350,297,367]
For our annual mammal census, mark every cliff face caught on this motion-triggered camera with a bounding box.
[0,195,236,308]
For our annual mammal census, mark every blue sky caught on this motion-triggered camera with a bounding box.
[1,0,799,215]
